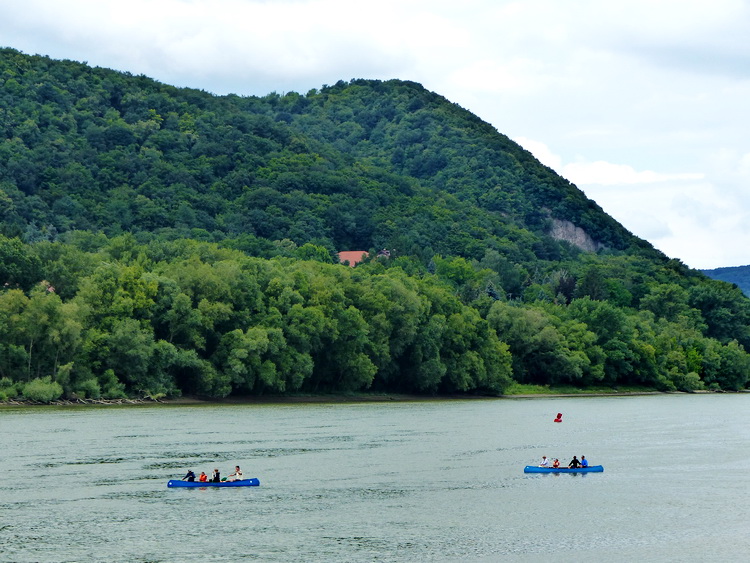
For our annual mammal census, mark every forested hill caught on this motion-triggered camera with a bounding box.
[702,266,750,297]
[1,47,749,402]
[0,47,635,257]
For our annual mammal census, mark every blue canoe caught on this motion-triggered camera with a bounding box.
[168,478,260,488]
[524,465,603,474]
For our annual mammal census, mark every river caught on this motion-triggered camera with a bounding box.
[1,394,749,562]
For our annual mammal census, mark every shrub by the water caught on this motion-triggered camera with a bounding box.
[22,377,64,402]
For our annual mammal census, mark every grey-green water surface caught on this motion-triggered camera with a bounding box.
[1,394,749,562]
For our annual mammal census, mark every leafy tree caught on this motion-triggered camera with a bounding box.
[689,283,750,348]
[0,234,41,289]
[22,376,63,402]
[714,340,750,391]
[487,301,598,386]
[640,283,692,323]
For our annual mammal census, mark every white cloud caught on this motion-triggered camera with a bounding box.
[448,59,537,95]
[562,161,704,186]
[580,178,750,269]
[515,137,750,269]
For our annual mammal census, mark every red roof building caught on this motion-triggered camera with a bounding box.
[338,251,368,267]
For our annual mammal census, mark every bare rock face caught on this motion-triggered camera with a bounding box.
[549,219,604,252]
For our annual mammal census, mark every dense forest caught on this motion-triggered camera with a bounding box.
[702,266,750,297]
[2,47,749,402]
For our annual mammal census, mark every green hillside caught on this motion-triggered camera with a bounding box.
[702,266,750,297]
[1,47,749,401]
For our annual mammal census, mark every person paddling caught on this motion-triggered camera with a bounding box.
[211,468,221,482]
[568,456,581,468]
[226,466,244,482]
[183,469,196,482]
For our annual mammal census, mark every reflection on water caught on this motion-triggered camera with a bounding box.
[1,395,750,562]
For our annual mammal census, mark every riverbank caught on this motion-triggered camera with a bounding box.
[2,388,728,407]
[1,393,489,407]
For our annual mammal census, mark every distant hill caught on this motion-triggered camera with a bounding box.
[702,266,750,296]
[1,47,749,400]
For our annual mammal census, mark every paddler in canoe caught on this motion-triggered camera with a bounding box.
[224,465,244,482]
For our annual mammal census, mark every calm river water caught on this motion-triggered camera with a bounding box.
[1,394,749,562]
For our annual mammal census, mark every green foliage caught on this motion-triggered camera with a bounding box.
[0,49,749,398]
[702,266,750,297]
[0,376,20,400]
[0,234,41,289]
[75,378,102,399]
[667,371,704,392]
[0,49,634,262]
[0,225,746,398]
[487,302,601,386]
[688,282,750,348]
[21,376,63,402]
[99,369,127,399]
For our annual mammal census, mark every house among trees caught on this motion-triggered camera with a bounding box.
[338,251,368,267]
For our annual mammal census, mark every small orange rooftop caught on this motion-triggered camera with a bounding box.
[338,251,368,267]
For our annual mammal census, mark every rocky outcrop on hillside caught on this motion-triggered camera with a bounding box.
[549,219,604,252]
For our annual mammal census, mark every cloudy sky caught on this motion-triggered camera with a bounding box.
[2,0,749,269]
